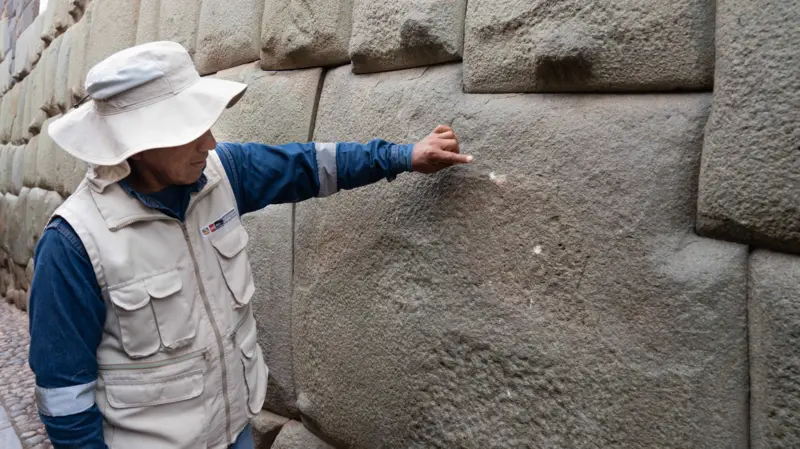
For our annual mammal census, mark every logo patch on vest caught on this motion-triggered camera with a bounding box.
[201,208,237,238]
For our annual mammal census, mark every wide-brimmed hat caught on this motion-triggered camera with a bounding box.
[49,41,247,167]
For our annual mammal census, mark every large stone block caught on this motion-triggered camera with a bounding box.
[242,205,297,417]
[135,0,159,45]
[35,120,58,190]
[0,145,16,193]
[463,0,715,93]
[260,0,352,70]
[54,28,72,112]
[39,115,85,195]
[750,250,800,448]
[69,0,90,21]
[251,410,290,449]
[10,80,27,144]
[293,65,748,448]
[24,187,63,255]
[9,145,24,194]
[0,18,8,62]
[52,0,75,35]
[22,136,38,188]
[0,193,17,253]
[156,0,201,57]
[210,63,321,144]
[0,53,13,95]
[66,10,91,105]
[195,0,264,75]
[39,0,59,45]
[696,0,800,254]
[0,16,15,62]
[271,421,334,449]
[0,83,21,143]
[349,0,466,74]
[8,186,29,265]
[85,0,140,70]
[41,35,63,116]
[26,56,47,136]
[12,12,44,80]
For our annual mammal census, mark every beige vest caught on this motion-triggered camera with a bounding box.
[53,152,268,449]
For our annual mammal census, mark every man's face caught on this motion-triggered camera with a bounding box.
[129,130,217,190]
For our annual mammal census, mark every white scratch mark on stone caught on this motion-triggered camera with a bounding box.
[534,245,543,255]
[488,171,507,186]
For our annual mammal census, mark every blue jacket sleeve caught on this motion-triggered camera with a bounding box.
[215,139,414,215]
[28,218,107,449]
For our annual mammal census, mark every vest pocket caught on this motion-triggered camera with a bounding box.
[210,225,255,309]
[108,269,196,358]
[100,350,207,449]
[234,317,268,415]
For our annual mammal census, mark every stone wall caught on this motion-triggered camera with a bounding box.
[0,0,797,448]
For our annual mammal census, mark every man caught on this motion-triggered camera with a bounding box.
[27,41,472,449]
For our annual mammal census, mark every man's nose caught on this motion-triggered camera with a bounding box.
[200,130,217,152]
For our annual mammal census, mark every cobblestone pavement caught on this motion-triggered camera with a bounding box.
[0,300,52,449]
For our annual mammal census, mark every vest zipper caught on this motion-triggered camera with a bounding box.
[179,222,234,444]
[98,348,208,371]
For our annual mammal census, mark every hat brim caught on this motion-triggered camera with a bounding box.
[49,77,247,166]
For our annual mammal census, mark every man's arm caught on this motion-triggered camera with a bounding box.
[215,125,472,215]
[28,218,108,449]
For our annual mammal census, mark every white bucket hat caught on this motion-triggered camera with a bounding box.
[49,41,247,167]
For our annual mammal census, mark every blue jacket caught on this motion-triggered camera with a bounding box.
[28,139,414,448]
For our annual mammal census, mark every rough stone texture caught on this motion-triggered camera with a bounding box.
[349,0,466,74]
[25,59,46,136]
[134,0,159,44]
[242,205,298,417]
[12,13,43,80]
[39,0,58,45]
[195,0,264,75]
[293,64,748,448]
[66,10,90,105]
[9,146,23,195]
[271,421,334,449]
[0,146,13,192]
[41,35,62,116]
[0,194,18,252]
[749,250,800,449]
[7,186,29,266]
[51,0,74,35]
[38,115,85,196]
[53,29,72,112]
[0,84,21,143]
[0,17,8,62]
[21,136,37,189]
[0,53,13,95]
[696,0,800,254]
[210,62,321,145]
[260,0,352,70]
[68,0,90,21]
[251,410,290,449]
[34,117,55,191]
[85,0,140,70]
[23,188,62,254]
[463,0,715,93]
[157,0,201,57]
[10,80,27,144]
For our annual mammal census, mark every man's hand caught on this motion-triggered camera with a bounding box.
[411,125,473,174]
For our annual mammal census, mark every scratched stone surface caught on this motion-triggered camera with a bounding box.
[292,64,749,448]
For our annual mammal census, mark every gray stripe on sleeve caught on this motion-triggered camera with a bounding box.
[35,381,97,417]
[314,142,338,197]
